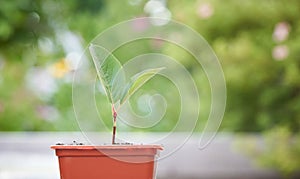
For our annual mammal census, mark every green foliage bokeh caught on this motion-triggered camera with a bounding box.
[0,0,299,132]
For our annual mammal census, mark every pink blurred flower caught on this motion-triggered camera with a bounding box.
[131,17,149,32]
[197,3,214,19]
[36,105,60,121]
[273,22,290,42]
[150,38,164,49]
[272,45,289,61]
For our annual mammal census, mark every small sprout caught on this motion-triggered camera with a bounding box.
[89,44,164,144]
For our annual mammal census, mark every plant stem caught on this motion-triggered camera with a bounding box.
[112,106,117,144]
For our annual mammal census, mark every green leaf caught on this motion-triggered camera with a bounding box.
[120,68,164,105]
[89,44,125,104]
[89,44,164,107]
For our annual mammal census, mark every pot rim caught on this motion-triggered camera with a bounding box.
[51,144,163,150]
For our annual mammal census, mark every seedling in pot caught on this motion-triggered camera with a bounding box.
[89,44,164,144]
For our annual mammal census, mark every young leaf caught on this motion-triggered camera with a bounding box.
[89,44,125,104]
[120,67,164,105]
[89,44,164,108]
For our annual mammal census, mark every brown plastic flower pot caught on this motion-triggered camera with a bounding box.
[51,145,163,179]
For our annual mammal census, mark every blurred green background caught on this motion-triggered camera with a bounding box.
[0,0,299,176]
